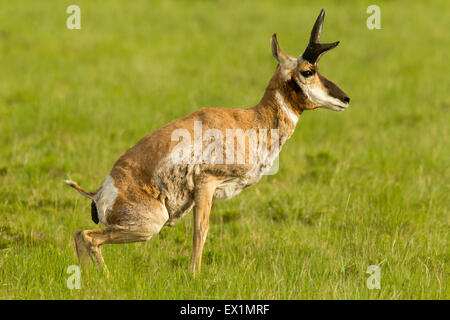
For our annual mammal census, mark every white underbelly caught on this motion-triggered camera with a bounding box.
[214,178,246,199]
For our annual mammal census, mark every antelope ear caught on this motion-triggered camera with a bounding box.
[271,34,297,70]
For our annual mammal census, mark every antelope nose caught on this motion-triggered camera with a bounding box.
[343,96,350,104]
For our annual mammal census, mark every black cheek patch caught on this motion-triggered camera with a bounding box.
[288,77,302,94]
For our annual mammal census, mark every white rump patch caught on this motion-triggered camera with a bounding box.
[94,175,118,225]
[276,91,299,125]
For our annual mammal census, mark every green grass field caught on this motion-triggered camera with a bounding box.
[0,0,448,299]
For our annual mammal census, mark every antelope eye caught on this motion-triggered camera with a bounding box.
[300,70,314,78]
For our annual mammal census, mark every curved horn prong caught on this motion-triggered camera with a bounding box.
[320,41,339,53]
[302,8,340,64]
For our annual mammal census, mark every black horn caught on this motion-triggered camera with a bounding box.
[302,8,339,64]
[310,7,325,43]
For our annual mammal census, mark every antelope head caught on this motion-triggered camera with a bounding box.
[271,8,350,112]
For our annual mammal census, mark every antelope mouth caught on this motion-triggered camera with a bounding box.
[327,103,349,112]
[336,104,348,110]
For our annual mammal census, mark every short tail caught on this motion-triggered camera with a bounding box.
[64,180,96,200]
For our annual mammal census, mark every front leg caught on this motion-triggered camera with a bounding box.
[191,176,220,274]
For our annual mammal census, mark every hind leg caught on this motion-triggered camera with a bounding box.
[75,225,154,273]
[74,203,168,273]
[74,230,90,266]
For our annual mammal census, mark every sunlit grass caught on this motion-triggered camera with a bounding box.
[0,0,448,299]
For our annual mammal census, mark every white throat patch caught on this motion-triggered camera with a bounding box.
[276,91,299,126]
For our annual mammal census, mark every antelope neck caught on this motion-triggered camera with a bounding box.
[275,90,299,126]
[253,85,302,137]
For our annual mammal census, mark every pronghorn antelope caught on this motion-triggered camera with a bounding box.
[66,8,349,274]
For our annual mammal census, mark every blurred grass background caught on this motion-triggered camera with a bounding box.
[0,0,448,299]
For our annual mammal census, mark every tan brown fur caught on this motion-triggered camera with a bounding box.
[66,9,349,274]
